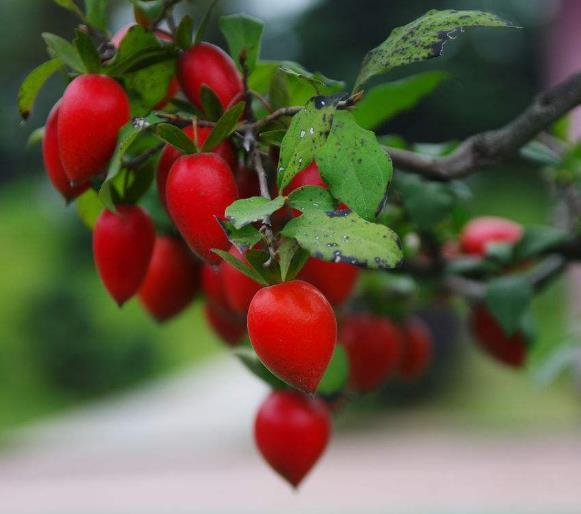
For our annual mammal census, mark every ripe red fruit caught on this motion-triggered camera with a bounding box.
[42,102,88,201]
[157,124,237,206]
[138,236,200,321]
[58,74,130,184]
[177,42,243,110]
[254,390,331,487]
[298,257,359,306]
[166,153,238,265]
[283,161,327,194]
[236,167,261,199]
[399,318,433,379]
[221,247,263,315]
[93,205,155,306]
[201,263,230,311]
[204,302,245,346]
[247,280,336,393]
[460,216,523,256]
[340,313,404,392]
[470,305,527,367]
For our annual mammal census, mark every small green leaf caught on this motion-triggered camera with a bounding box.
[234,347,287,389]
[529,339,579,387]
[513,226,567,260]
[176,14,194,50]
[519,141,561,166]
[226,196,285,229]
[130,0,164,21]
[98,178,120,211]
[217,219,262,253]
[269,68,290,110]
[282,209,402,269]
[353,71,447,130]
[202,101,245,152]
[484,276,533,336]
[194,0,219,45]
[84,0,109,32]
[278,237,299,281]
[153,123,196,154]
[76,188,104,229]
[317,345,349,395]
[245,249,282,285]
[107,122,143,179]
[219,14,264,73]
[27,127,45,147]
[317,111,392,220]
[74,29,101,73]
[277,95,341,191]
[287,186,336,213]
[200,85,224,121]
[259,129,286,146]
[42,33,85,72]
[212,249,269,286]
[354,9,516,90]
[53,0,85,18]
[17,59,62,119]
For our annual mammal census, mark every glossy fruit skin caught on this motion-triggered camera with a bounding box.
[298,257,359,306]
[58,74,130,184]
[177,42,243,110]
[93,205,155,306]
[138,236,200,321]
[399,317,433,379]
[221,247,263,315]
[283,161,326,194]
[470,305,527,367]
[157,124,236,206]
[247,280,336,393]
[42,102,89,201]
[254,390,331,487]
[340,313,404,392]
[460,216,523,256]
[166,153,238,265]
[203,301,245,346]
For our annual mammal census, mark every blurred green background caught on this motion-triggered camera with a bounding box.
[0,0,579,438]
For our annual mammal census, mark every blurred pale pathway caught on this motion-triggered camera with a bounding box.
[1,357,581,514]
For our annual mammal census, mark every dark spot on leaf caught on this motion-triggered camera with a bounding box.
[326,209,351,218]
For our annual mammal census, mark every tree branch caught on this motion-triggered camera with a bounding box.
[384,71,581,181]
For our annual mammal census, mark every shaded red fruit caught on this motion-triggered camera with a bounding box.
[460,216,523,256]
[254,390,331,487]
[42,102,88,201]
[236,167,261,199]
[166,153,238,265]
[247,280,336,393]
[340,313,403,392]
[470,305,527,367]
[221,247,263,315]
[399,318,433,379]
[157,124,236,206]
[204,302,245,346]
[298,257,359,306]
[283,161,327,194]
[177,42,243,110]
[93,205,155,305]
[58,74,130,184]
[201,264,229,312]
[138,236,200,321]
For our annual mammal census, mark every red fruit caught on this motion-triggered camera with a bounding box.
[204,302,245,346]
[58,74,130,184]
[236,167,261,199]
[399,318,433,379]
[221,247,263,315]
[340,314,404,392]
[201,264,231,311]
[138,236,200,321]
[298,257,359,306]
[460,216,523,256]
[157,124,237,206]
[283,161,327,194]
[166,153,238,265]
[177,42,243,110]
[42,102,88,201]
[470,305,527,367]
[247,280,336,393]
[254,390,331,487]
[93,205,155,305]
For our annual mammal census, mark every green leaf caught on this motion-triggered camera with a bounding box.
[106,122,143,179]
[53,0,85,18]
[269,68,290,110]
[175,14,194,50]
[234,347,287,389]
[27,127,45,147]
[130,0,164,22]
[317,111,392,220]
[74,29,101,73]
[212,249,269,286]
[225,196,285,229]
[484,276,533,336]
[287,186,336,213]
[259,129,286,146]
[42,33,85,72]
[354,9,516,90]
[202,101,245,152]
[121,165,155,204]
[98,178,120,211]
[217,219,262,253]
[278,237,299,282]
[153,123,196,154]
[317,345,349,395]
[245,249,282,285]
[76,188,104,229]
[17,59,62,119]
[353,71,447,130]
[194,0,219,45]
[282,209,402,269]
[529,339,579,387]
[277,95,340,191]
[200,86,224,121]
[519,140,561,166]
[219,14,264,73]
[84,0,109,32]
[513,226,567,260]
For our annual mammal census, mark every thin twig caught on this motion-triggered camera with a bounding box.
[123,143,164,170]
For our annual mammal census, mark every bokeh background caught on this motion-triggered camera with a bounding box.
[1,0,580,512]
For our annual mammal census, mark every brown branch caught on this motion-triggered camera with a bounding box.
[384,71,581,181]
